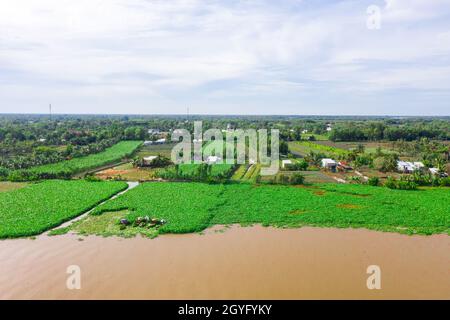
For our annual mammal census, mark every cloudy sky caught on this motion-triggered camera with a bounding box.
[1,0,450,115]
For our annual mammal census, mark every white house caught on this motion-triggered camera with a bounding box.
[397,161,414,172]
[321,158,337,172]
[205,155,221,164]
[282,159,293,168]
[143,140,153,146]
[397,161,424,173]
[148,129,160,135]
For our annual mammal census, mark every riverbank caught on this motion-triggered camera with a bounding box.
[1,225,448,299]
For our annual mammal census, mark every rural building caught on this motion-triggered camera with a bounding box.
[205,155,221,164]
[397,161,424,173]
[321,158,337,172]
[148,129,161,135]
[282,159,293,168]
[145,138,167,145]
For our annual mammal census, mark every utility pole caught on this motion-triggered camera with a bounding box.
[49,103,52,119]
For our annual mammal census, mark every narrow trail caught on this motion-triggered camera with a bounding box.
[43,181,139,236]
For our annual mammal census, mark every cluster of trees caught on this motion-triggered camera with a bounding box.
[133,155,172,168]
[0,139,119,170]
[329,121,449,142]
[156,164,234,183]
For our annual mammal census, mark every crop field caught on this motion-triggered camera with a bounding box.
[16,141,142,179]
[288,141,349,157]
[301,133,329,141]
[84,182,450,237]
[313,141,397,154]
[137,143,175,158]
[0,180,128,238]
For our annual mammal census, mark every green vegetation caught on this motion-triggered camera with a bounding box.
[290,141,349,157]
[242,164,261,182]
[231,165,249,180]
[91,182,226,234]
[54,211,159,238]
[156,163,235,182]
[0,180,127,238]
[10,141,142,181]
[302,133,329,141]
[83,182,450,237]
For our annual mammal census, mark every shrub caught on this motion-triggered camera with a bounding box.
[384,177,417,190]
[290,173,305,185]
[396,180,418,190]
[367,177,380,186]
[84,174,102,182]
[290,160,308,171]
[0,167,9,181]
[439,177,450,187]
[384,177,397,189]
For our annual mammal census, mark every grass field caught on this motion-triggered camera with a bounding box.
[301,133,329,141]
[0,180,128,238]
[84,182,449,237]
[313,141,397,154]
[137,143,175,158]
[288,141,349,157]
[16,141,142,179]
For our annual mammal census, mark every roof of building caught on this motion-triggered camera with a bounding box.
[321,158,337,165]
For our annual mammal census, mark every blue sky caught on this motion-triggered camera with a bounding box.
[1,0,450,115]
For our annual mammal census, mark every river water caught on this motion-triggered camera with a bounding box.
[0,226,448,299]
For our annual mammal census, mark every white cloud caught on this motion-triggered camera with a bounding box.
[1,0,450,114]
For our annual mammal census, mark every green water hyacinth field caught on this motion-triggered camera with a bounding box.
[0,180,128,238]
[13,141,142,180]
[91,182,450,236]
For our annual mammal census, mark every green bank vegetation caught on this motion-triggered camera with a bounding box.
[63,182,450,238]
[0,180,127,238]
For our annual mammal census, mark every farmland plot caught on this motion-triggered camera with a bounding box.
[0,180,127,238]
[87,182,450,237]
[16,141,142,180]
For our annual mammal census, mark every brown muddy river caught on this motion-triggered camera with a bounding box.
[0,226,448,299]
